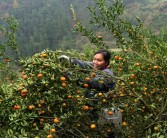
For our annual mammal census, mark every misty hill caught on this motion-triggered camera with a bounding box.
[0,0,167,56]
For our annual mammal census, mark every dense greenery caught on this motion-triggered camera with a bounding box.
[0,0,167,137]
[1,0,167,57]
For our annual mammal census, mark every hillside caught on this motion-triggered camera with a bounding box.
[0,0,167,56]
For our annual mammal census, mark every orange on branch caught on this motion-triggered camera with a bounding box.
[23,75,28,80]
[54,117,59,123]
[82,105,89,110]
[91,72,96,78]
[122,121,127,126]
[13,105,21,110]
[47,134,53,138]
[84,83,89,88]
[60,76,66,81]
[50,128,56,133]
[107,111,113,115]
[61,82,67,87]
[90,124,96,129]
[85,77,91,81]
[37,73,43,78]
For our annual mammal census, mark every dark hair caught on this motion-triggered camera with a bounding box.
[94,49,111,65]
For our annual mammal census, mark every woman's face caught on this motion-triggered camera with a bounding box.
[93,53,107,70]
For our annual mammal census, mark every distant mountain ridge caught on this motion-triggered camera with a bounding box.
[0,0,166,56]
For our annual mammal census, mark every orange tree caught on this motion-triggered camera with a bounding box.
[0,16,20,84]
[0,49,121,138]
[71,0,167,137]
[0,0,166,138]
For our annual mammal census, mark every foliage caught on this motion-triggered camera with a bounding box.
[72,0,167,137]
[0,16,20,84]
[0,49,120,138]
[0,0,167,138]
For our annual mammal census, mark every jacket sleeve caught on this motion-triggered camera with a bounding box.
[71,59,93,69]
[88,74,116,92]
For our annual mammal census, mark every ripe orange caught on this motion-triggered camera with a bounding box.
[37,73,43,78]
[47,134,53,138]
[85,77,91,81]
[153,65,158,69]
[40,53,47,58]
[97,35,102,39]
[98,92,103,97]
[135,63,140,66]
[50,128,56,133]
[21,92,27,97]
[54,117,59,123]
[33,122,37,127]
[23,75,28,80]
[122,121,127,126]
[107,111,113,115]
[60,76,66,81]
[91,72,96,78]
[21,89,28,93]
[114,55,119,59]
[19,83,24,86]
[28,105,35,110]
[118,57,122,60]
[40,118,44,122]
[13,105,21,110]
[90,124,96,129]
[82,105,89,110]
[61,82,67,87]
[84,83,89,88]
[67,95,73,99]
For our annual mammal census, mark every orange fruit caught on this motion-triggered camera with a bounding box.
[60,76,66,81]
[50,128,56,133]
[21,92,27,97]
[82,105,89,110]
[61,82,67,87]
[40,118,44,122]
[28,105,35,110]
[13,105,21,110]
[107,111,113,115]
[84,83,89,88]
[37,73,43,78]
[154,126,159,131]
[118,57,122,60]
[23,75,28,80]
[135,63,140,66]
[19,83,24,86]
[67,95,73,99]
[122,121,127,126]
[97,35,102,39]
[47,134,53,138]
[85,77,91,81]
[40,53,47,58]
[114,55,119,59]
[53,117,59,123]
[21,89,28,93]
[153,65,158,69]
[90,124,96,129]
[98,92,103,97]
[120,109,124,113]
[33,122,37,127]
[91,72,96,78]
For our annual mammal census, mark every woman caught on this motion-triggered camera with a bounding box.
[59,49,118,138]
[59,49,116,97]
